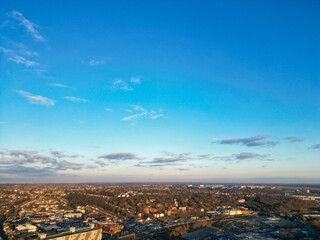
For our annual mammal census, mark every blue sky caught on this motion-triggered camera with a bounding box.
[0,0,319,183]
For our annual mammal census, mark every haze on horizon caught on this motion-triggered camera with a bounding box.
[0,0,319,184]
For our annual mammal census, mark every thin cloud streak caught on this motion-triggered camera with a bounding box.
[51,83,69,88]
[17,90,55,106]
[0,46,40,70]
[213,135,277,147]
[98,152,142,161]
[233,152,268,160]
[88,59,106,66]
[285,137,304,142]
[212,152,271,163]
[137,152,206,168]
[8,55,39,67]
[122,105,164,123]
[11,10,45,41]
[64,96,88,103]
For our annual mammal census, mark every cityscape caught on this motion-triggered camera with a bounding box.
[1,184,320,239]
[0,0,319,239]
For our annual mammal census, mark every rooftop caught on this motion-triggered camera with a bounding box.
[43,226,100,239]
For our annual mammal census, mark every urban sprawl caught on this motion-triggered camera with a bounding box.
[0,184,320,240]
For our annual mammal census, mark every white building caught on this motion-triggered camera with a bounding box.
[39,225,102,240]
[16,224,37,232]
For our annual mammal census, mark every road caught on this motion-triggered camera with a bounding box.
[86,205,119,219]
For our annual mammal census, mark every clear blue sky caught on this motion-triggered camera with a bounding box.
[0,0,319,183]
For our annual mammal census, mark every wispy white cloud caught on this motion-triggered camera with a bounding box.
[150,114,164,120]
[82,58,107,66]
[123,112,147,121]
[0,42,39,57]
[113,79,133,91]
[88,58,106,66]
[0,27,50,78]
[149,110,164,119]
[64,96,88,103]
[50,83,69,88]
[0,46,12,54]
[131,105,146,112]
[22,49,39,57]
[0,44,43,72]
[122,105,164,123]
[11,10,45,41]
[8,55,39,67]
[0,122,5,125]
[122,105,147,121]
[105,108,113,112]
[113,77,142,91]
[17,90,55,106]
[130,77,141,84]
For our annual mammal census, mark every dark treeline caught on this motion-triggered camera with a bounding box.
[66,193,106,209]
[246,195,319,213]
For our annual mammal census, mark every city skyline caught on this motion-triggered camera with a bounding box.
[0,0,319,183]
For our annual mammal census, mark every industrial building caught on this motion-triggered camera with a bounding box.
[94,222,123,234]
[38,224,102,240]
